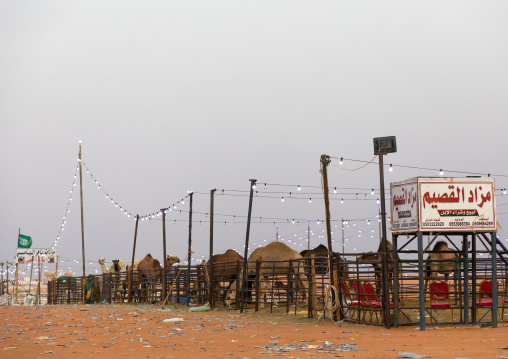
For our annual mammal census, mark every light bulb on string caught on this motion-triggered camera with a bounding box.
[252,183,256,189]
[339,158,343,165]
[297,185,301,191]
[289,192,292,198]
[309,198,312,203]
[389,164,393,172]
[341,198,344,204]
[264,183,267,189]
[333,187,337,194]
[256,191,258,197]
[371,189,374,195]
[281,197,284,203]
[221,189,224,195]
[439,169,444,176]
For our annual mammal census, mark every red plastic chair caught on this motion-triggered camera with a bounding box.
[349,281,365,321]
[339,280,359,318]
[476,280,499,321]
[362,282,394,323]
[428,281,453,323]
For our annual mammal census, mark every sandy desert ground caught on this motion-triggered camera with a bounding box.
[1,303,508,359]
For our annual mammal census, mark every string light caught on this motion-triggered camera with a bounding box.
[297,185,301,191]
[439,169,444,176]
[389,164,393,172]
[339,157,343,165]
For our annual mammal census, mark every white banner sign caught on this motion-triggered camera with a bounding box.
[391,178,419,233]
[16,248,58,264]
[419,178,496,232]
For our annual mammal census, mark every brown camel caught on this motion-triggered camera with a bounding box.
[137,254,162,302]
[425,241,458,292]
[136,254,180,303]
[358,240,398,298]
[301,244,348,278]
[191,250,244,302]
[225,241,309,306]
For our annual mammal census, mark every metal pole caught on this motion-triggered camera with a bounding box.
[378,153,391,329]
[240,179,256,313]
[393,234,399,327]
[341,216,344,254]
[128,215,139,303]
[0,263,3,296]
[78,143,86,279]
[491,231,498,328]
[209,189,216,308]
[186,193,193,304]
[472,233,477,323]
[6,263,9,295]
[162,208,167,301]
[418,231,425,331]
[320,154,337,322]
[462,235,469,325]
[308,222,310,251]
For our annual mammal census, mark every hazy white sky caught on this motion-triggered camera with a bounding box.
[1,1,507,276]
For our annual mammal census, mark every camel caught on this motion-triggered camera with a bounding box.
[225,241,309,307]
[191,250,244,302]
[98,258,126,273]
[98,258,127,301]
[358,240,398,298]
[301,244,348,278]
[137,254,162,303]
[424,241,458,290]
[136,254,180,303]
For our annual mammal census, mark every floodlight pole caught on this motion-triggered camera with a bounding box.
[378,153,391,329]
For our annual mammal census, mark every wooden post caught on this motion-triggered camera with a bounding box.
[310,256,318,318]
[15,262,19,305]
[162,208,167,302]
[209,189,216,308]
[320,154,337,321]
[240,180,256,313]
[36,255,41,305]
[78,142,86,280]
[129,215,140,303]
[186,193,193,305]
[255,260,261,312]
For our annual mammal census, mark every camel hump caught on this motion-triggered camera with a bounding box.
[146,254,153,258]
[433,241,450,251]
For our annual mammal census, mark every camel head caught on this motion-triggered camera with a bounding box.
[165,255,180,267]
[112,259,122,272]
[98,258,106,265]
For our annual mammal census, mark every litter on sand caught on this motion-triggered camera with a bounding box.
[398,352,431,358]
[162,318,185,324]
[188,303,210,312]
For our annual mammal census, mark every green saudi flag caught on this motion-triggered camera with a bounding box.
[18,233,32,248]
